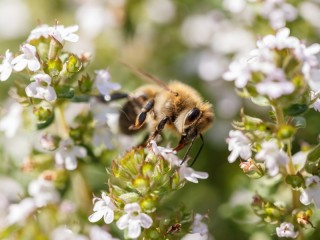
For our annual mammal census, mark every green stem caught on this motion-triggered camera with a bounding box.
[55,105,69,138]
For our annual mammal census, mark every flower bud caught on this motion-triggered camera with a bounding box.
[277,124,296,139]
[132,176,149,194]
[240,159,264,178]
[295,209,313,226]
[40,133,60,151]
[78,74,93,94]
[33,106,53,122]
[66,54,82,73]
[141,196,157,212]
[44,58,62,77]
[48,37,63,60]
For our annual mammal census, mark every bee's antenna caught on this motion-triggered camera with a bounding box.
[190,134,204,167]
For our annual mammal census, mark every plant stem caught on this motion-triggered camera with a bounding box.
[55,105,69,138]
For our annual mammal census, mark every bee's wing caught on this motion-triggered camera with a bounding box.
[121,61,176,95]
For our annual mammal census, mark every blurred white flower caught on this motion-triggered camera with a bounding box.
[0,0,31,39]
[192,213,209,236]
[300,2,320,29]
[198,53,228,82]
[300,175,320,208]
[181,13,217,47]
[0,101,22,138]
[179,163,209,183]
[88,192,116,224]
[182,233,209,240]
[94,69,121,100]
[223,0,246,13]
[55,138,87,170]
[89,226,119,240]
[292,150,308,173]
[93,124,114,149]
[0,49,14,81]
[12,44,40,72]
[145,0,176,24]
[25,73,57,102]
[256,69,294,99]
[260,0,297,29]
[256,140,289,176]
[28,177,60,207]
[226,130,252,163]
[6,198,36,225]
[276,222,298,238]
[116,202,153,239]
[51,226,88,240]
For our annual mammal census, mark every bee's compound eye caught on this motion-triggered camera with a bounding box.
[185,107,201,125]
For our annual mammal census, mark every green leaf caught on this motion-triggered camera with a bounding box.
[307,144,320,162]
[292,117,306,128]
[55,85,75,98]
[37,112,55,130]
[284,104,308,116]
[285,174,305,189]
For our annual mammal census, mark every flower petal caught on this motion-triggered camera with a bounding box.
[127,220,141,239]
[88,211,104,222]
[27,59,41,72]
[103,209,114,224]
[116,214,130,230]
[140,213,153,228]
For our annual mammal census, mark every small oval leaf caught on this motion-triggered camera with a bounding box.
[284,104,308,116]
[55,85,75,99]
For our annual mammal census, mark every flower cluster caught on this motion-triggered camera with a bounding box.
[225,28,320,238]
[88,142,209,239]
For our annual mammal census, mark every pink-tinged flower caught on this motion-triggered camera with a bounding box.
[226,130,252,163]
[276,222,298,238]
[300,176,320,208]
[88,192,116,224]
[25,73,57,102]
[12,44,40,72]
[94,69,121,100]
[179,163,209,183]
[256,140,289,176]
[28,177,60,207]
[55,139,87,170]
[116,202,153,239]
[6,198,36,225]
[0,50,14,81]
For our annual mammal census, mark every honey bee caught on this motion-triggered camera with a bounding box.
[110,64,214,165]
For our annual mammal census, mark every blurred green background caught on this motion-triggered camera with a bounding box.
[1,0,320,239]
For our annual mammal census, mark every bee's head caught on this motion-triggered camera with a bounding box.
[174,103,214,151]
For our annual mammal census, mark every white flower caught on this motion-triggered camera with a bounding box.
[256,140,289,176]
[25,73,57,101]
[300,175,320,208]
[93,124,114,149]
[276,222,298,238]
[94,69,121,100]
[27,24,79,43]
[226,130,252,163]
[223,59,252,88]
[28,177,60,207]
[257,28,299,50]
[181,233,208,240]
[12,44,40,72]
[149,140,179,166]
[89,226,119,240]
[51,25,79,43]
[27,24,52,42]
[51,226,88,240]
[0,49,14,81]
[55,139,87,170]
[179,163,209,183]
[0,101,22,138]
[256,69,294,99]
[6,198,36,225]
[116,202,153,239]
[88,192,116,224]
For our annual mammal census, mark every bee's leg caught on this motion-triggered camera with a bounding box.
[150,116,170,140]
[129,99,155,130]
